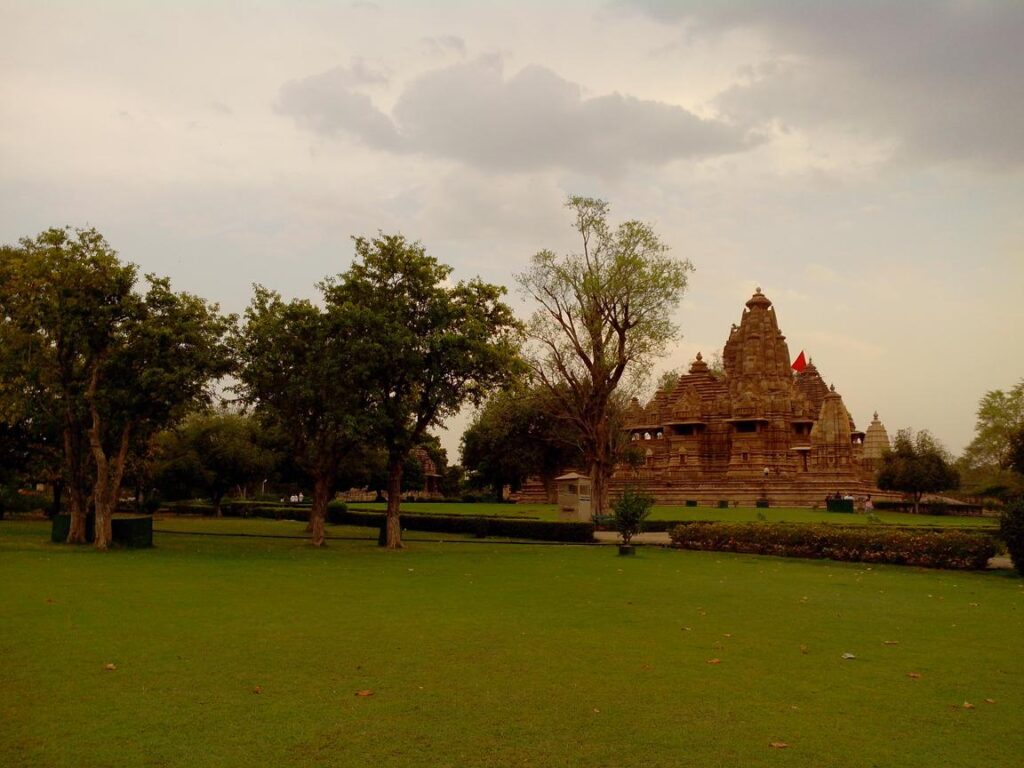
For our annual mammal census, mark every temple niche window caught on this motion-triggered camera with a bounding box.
[645,449,654,465]
[741,452,749,462]
[679,449,687,465]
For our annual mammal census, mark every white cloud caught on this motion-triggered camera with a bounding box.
[277,55,759,174]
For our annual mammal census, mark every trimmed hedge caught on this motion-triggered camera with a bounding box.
[161,501,317,520]
[50,514,152,547]
[667,522,997,570]
[341,508,593,542]
[826,499,855,513]
[873,500,985,516]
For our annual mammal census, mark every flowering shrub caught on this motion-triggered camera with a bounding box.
[667,522,997,570]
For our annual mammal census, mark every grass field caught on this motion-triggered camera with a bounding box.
[1,519,1021,768]
[350,501,998,529]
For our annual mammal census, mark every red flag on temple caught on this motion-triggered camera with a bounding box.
[791,351,807,373]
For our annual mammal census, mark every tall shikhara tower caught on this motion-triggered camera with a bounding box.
[619,289,884,506]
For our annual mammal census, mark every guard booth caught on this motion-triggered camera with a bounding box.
[555,472,592,521]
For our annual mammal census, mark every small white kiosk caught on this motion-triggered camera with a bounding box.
[555,471,592,521]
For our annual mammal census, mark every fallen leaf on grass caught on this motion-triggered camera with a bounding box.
[355,690,374,697]
[841,653,856,660]
[799,645,809,655]
[882,640,899,645]
[252,686,262,694]
[593,708,600,714]
[962,701,975,709]
[104,663,116,671]
[707,658,721,665]
[723,633,732,638]
[769,742,789,749]
[45,598,55,604]
[907,672,922,679]
[985,698,996,704]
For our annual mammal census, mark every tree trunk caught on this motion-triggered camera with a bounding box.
[913,493,922,515]
[385,454,404,549]
[213,493,223,517]
[309,473,331,548]
[63,413,88,544]
[87,377,133,551]
[588,418,612,517]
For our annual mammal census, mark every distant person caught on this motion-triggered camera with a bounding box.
[289,494,298,503]
[298,492,304,503]
[864,495,874,512]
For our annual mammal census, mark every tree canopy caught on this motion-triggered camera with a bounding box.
[327,233,523,548]
[877,428,960,513]
[958,380,1024,498]
[234,285,367,546]
[516,196,693,514]
[0,227,233,547]
[150,411,280,514]
[461,383,582,501]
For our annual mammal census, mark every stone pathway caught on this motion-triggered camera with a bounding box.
[593,531,1015,570]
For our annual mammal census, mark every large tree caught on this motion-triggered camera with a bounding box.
[461,383,581,501]
[0,230,133,541]
[877,428,960,514]
[87,276,233,547]
[959,380,1024,498]
[1,228,233,547]
[235,286,367,547]
[150,411,280,514]
[328,234,522,549]
[516,196,693,514]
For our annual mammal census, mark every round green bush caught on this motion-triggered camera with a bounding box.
[1000,499,1024,576]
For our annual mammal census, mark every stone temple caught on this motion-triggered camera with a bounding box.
[613,288,889,507]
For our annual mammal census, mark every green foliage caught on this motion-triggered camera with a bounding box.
[517,196,694,514]
[150,412,280,509]
[959,380,1024,499]
[668,522,997,570]
[1007,426,1024,477]
[962,379,1024,468]
[461,383,580,498]
[326,233,523,546]
[1000,499,1024,576]
[611,486,654,544]
[235,283,370,544]
[877,428,959,512]
[1,227,233,546]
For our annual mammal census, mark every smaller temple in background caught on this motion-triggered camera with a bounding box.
[609,288,891,507]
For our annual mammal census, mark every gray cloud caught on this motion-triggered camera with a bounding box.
[624,1,1024,169]
[277,56,756,174]
[276,59,398,148]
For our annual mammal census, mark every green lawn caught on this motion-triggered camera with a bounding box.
[352,501,998,529]
[1,519,1021,768]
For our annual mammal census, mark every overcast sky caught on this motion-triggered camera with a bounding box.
[2,0,1022,460]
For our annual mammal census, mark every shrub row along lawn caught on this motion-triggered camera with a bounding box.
[668,522,999,570]
[0,519,1021,768]
[333,501,998,529]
